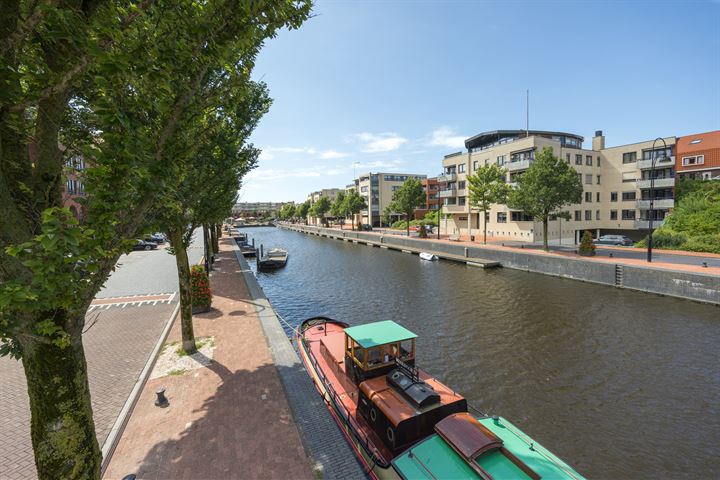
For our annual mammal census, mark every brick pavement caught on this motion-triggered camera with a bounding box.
[103,238,315,480]
[0,302,177,480]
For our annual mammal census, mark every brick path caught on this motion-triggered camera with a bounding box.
[103,239,314,480]
[0,302,177,480]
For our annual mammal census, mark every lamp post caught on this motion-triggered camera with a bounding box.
[647,137,668,263]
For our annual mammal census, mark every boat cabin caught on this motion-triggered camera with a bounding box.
[343,321,467,453]
[343,320,416,384]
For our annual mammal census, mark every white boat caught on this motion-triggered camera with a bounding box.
[419,252,437,261]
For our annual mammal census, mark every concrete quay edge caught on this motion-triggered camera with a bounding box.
[278,223,719,306]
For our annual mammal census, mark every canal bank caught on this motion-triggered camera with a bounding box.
[279,223,719,305]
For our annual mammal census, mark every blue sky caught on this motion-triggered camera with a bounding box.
[244,0,720,203]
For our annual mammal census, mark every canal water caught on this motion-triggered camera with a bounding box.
[243,227,719,479]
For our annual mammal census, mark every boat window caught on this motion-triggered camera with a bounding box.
[367,347,381,366]
[400,339,414,359]
[354,347,365,364]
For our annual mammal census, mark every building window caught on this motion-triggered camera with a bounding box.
[383,175,409,182]
[585,174,593,184]
[391,185,400,192]
[458,196,466,206]
[596,175,601,185]
[597,157,601,167]
[456,164,465,173]
[585,210,592,221]
[586,155,593,166]
[511,212,533,222]
[510,150,534,163]
[610,210,618,220]
[575,154,583,165]
[458,181,466,190]
[682,155,705,166]
[473,160,478,171]
[577,173,582,183]
[623,152,637,164]
[596,192,600,202]
[642,147,672,160]
[360,186,368,193]
[622,191,636,201]
[595,210,600,220]
[566,153,571,163]
[574,210,581,221]
[611,192,618,201]
[585,192,592,202]
[622,209,636,220]
[497,212,507,223]
[496,155,506,166]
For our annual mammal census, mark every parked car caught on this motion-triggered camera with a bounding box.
[133,239,158,251]
[360,224,373,231]
[593,235,634,246]
[144,233,166,244]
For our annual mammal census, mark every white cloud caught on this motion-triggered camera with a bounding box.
[320,150,349,159]
[428,127,466,149]
[258,150,274,161]
[350,132,408,153]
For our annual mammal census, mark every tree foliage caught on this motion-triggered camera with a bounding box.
[467,163,509,244]
[330,191,347,219]
[508,147,583,250]
[0,1,311,477]
[344,189,367,230]
[387,177,425,236]
[296,200,311,224]
[310,196,331,226]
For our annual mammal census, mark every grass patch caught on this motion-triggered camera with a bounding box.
[167,368,186,376]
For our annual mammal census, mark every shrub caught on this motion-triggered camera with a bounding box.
[682,234,720,254]
[650,229,687,249]
[190,265,212,307]
[579,230,595,255]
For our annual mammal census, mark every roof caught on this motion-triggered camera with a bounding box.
[677,130,720,154]
[392,416,585,480]
[464,129,583,150]
[344,320,417,348]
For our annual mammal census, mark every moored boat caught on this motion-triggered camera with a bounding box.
[297,318,585,480]
[418,252,437,261]
[257,247,288,270]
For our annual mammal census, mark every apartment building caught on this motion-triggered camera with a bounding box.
[307,188,342,224]
[413,177,444,219]
[355,172,427,227]
[232,202,291,217]
[675,130,720,181]
[439,129,677,243]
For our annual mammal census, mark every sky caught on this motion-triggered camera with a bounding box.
[242,0,720,203]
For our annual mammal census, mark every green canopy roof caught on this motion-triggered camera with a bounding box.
[344,320,417,349]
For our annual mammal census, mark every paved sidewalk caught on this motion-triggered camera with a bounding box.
[103,239,313,480]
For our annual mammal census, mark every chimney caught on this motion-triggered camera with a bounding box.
[592,130,605,151]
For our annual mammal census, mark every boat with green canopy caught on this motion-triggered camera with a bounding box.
[298,318,585,480]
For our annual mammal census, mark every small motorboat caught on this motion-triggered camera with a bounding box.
[298,318,585,479]
[257,247,288,270]
[419,252,437,261]
[240,244,257,257]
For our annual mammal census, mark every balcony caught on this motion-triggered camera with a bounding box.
[438,188,457,198]
[634,218,667,230]
[636,177,675,189]
[636,198,674,209]
[438,172,457,183]
[505,159,533,172]
[637,156,675,170]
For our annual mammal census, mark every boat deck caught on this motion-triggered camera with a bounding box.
[303,323,394,463]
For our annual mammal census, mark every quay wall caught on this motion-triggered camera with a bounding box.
[278,224,720,306]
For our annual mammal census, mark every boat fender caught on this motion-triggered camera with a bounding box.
[387,427,395,445]
[370,407,377,422]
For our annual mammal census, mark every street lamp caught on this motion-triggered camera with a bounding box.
[647,137,668,263]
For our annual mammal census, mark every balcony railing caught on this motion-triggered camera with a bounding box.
[634,218,667,230]
[637,177,675,189]
[636,198,674,209]
[637,156,675,170]
[505,159,533,172]
[438,172,457,183]
[438,188,457,198]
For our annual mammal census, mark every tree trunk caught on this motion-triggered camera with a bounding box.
[20,327,101,479]
[543,218,549,251]
[211,223,218,253]
[406,213,410,237]
[352,215,355,231]
[169,228,196,353]
[483,210,488,244]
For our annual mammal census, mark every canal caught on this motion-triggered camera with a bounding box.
[244,226,719,479]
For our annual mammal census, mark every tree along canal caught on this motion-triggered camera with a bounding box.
[243,226,719,479]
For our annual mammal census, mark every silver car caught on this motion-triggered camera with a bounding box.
[593,235,634,246]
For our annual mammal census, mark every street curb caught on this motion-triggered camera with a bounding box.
[100,300,180,474]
